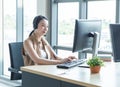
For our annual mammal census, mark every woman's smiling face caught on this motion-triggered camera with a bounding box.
[36,19,48,36]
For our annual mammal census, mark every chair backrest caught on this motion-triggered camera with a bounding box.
[9,42,24,80]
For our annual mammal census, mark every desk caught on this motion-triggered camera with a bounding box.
[21,62,120,87]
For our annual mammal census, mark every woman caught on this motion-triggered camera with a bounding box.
[22,15,76,66]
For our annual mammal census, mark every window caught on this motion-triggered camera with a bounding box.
[51,0,116,58]
[3,0,16,76]
[87,0,116,51]
[58,2,79,46]
[57,2,79,57]
[0,0,37,77]
[0,0,3,74]
[23,0,37,40]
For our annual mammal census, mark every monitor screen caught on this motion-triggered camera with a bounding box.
[110,24,120,62]
[72,19,102,57]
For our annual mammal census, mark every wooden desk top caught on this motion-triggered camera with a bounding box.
[21,62,120,87]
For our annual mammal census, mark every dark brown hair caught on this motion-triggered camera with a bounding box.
[29,15,48,36]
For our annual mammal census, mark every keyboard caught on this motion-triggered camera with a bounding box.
[57,59,86,69]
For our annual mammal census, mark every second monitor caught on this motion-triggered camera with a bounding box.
[72,19,102,57]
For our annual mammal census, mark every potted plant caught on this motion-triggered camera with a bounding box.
[87,56,104,73]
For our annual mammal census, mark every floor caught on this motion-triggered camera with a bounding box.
[0,76,21,87]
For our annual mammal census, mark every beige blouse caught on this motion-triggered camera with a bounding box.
[22,33,51,66]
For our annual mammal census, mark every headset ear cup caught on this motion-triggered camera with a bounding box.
[33,18,38,29]
[33,22,37,29]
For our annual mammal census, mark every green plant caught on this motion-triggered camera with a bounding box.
[87,56,104,67]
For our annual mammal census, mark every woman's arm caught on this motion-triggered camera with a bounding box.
[23,39,74,65]
[42,37,77,61]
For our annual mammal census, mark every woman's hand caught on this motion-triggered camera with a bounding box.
[67,56,77,60]
[59,56,77,64]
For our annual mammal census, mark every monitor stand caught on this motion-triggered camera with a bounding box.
[78,32,100,68]
[92,32,100,57]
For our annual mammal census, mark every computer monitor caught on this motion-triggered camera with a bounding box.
[110,24,120,62]
[72,19,102,57]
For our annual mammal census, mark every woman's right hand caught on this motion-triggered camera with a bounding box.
[59,57,74,64]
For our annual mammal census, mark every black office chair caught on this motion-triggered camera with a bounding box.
[8,42,24,80]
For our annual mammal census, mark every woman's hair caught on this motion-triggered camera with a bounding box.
[29,15,48,36]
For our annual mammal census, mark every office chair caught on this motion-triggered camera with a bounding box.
[8,42,24,80]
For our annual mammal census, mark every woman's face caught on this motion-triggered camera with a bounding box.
[36,19,48,36]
